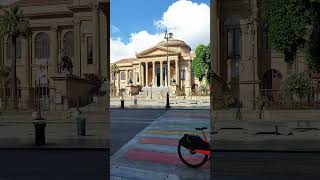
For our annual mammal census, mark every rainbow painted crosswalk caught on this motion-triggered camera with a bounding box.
[111,110,210,179]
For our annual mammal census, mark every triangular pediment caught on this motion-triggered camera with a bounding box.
[136,45,179,58]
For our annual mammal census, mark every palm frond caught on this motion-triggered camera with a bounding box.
[0,5,29,37]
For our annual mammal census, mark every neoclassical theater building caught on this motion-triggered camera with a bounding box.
[211,0,313,109]
[0,0,108,110]
[112,38,200,98]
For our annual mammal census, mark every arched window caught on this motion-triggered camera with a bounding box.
[63,31,74,58]
[120,71,126,80]
[6,36,22,64]
[35,32,50,60]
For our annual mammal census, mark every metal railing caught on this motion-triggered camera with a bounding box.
[260,89,320,109]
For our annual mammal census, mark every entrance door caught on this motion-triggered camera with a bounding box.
[163,67,167,86]
[156,67,160,87]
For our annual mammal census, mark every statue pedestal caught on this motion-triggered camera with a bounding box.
[50,74,96,110]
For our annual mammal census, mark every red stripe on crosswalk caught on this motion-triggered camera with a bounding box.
[124,149,210,169]
[139,138,178,146]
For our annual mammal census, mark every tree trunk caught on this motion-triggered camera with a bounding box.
[11,36,17,110]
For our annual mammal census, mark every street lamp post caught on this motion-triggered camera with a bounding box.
[164,29,173,109]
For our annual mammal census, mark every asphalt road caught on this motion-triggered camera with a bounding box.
[212,151,320,180]
[110,109,167,155]
[0,149,108,180]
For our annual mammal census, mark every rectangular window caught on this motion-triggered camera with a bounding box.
[227,30,234,58]
[87,37,93,64]
[120,72,126,80]
[234,29,240,56]
[227,29,241,58]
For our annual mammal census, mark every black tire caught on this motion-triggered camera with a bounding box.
[178,142,208,168]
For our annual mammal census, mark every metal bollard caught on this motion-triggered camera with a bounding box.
[77,116,86,136]
[120,96,125,108]
[33,120,46,145]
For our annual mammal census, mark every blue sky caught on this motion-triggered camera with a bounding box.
[111,0,210,43]
[110,0,210,62]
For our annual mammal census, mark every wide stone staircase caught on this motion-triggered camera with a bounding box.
[135,87,169,99]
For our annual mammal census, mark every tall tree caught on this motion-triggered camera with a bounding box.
[306,0,320,73]
[192,44,210,83]
[261,0,312,65]
[0,5,29,110]
[111,64,119,96]
[306,27,320,73]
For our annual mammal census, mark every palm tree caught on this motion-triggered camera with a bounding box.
[111,64,119,96]
[0,5,29,110]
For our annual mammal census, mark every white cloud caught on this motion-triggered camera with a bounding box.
[110,0,210,63]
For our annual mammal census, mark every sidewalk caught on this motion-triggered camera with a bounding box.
[110,98,210,110]
[212,110,320,151]
[0,108,108,149]
[111,110,210,180]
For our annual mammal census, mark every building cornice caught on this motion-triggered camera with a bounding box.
[68,5,92,13]
[136,53,180,59]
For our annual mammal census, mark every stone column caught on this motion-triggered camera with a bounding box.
[139,63,142,86]
[212,0,220,75]
[186,62,192,97]
[22,34,31,109]
[160,61,163,87]
[210,0,220,140]
[51,25,58,75]
[74,19,81,77]
[141,63,145,87]
[24,35,30,86]
[145,62,149,87]
[175,60,179,86]
[167,60,170,87]
[92,3,101,76]
[152,61,156,87]
[126,69,129,85]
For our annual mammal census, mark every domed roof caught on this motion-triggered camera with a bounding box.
[157,38,191,51]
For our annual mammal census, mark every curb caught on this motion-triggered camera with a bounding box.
[110,107,210,110]
[111,166,180,180]
[0,147,110,151]
[211,149,320,153]
[0,121,106,123]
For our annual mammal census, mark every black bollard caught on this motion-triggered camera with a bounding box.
[121,99,124,108]
[77,117,86,136]
[33,120,46,145]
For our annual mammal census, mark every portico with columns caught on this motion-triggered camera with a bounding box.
[112,38,196,98]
